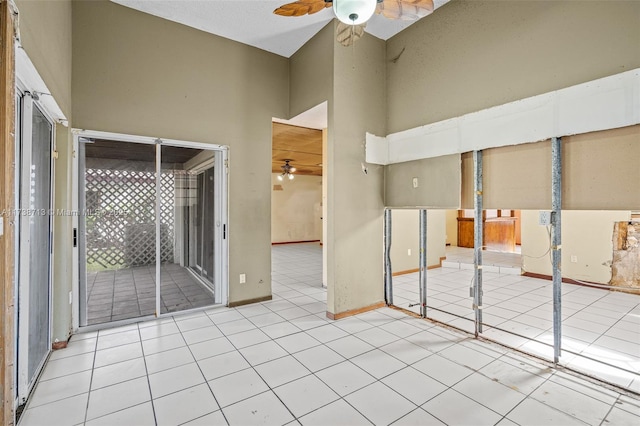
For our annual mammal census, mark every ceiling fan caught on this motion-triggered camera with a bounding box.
[278,159,297,180]
[274,0,434,46]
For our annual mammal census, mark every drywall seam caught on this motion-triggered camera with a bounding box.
[366,68,640,165]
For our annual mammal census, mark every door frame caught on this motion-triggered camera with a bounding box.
[71,130,229,332]
[15,84,56,404]
[185,165,216,287]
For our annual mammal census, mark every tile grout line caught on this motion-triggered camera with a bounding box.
[82,330,99,424]
[79,322,160,424]
[597,395,621,426]
[175,314,231,425]
[220,312,303,423]
[135,321,160,426]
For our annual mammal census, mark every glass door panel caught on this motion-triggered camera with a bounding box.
[79,140,157,325]
[17,96,53,403]
[160,145,216,314]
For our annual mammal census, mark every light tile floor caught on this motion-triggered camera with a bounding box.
[391,244,640,393]
[442,246,522,274]
[20,243,640,425]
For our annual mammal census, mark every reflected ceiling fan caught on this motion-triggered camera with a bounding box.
[274,0,434,46]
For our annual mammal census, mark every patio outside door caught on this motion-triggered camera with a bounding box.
[76,135,227,328]
[78,140,158,326]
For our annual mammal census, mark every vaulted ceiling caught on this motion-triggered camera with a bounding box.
[107,1,449,177]
[112,0,450,58]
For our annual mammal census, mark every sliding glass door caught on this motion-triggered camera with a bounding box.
[76,135,227,327]
[160,145,218,314]
[16,93,54,403]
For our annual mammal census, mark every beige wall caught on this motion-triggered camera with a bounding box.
[271,174,322,243]
[445,210,458,246]
[289,26,334,289]
[290,22,388,314]
[16,0,73,343]
[385,154,460,208]
[391,0,640,215]
[521,210,631,284]
[15,0,72,117]
[564,126,640,210]
[460,126,640,210]
[327,28,387,315]
[289,23,334,119]
[481,142,552,210]
[387,0,640,133]
[391,210,447,274]
[22,0,640,333]
[72,1,289,304]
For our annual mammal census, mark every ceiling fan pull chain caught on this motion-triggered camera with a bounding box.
[352,25,356,70]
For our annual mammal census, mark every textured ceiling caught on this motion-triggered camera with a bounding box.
[112,0,450,58]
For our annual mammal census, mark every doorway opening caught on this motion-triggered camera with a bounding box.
[271,103,326,305]
[74,132,228,329]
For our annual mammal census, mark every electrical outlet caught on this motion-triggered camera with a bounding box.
[412,177,419,188]
[239,273,246,284]
[539,211,552,226]
[570,255,578,263]
[407,249,411,256]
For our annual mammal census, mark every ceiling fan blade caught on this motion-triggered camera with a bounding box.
[336,22,366,47]
[274,0,332,17]
[377,0,434,20]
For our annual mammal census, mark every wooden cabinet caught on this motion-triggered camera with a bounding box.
[457,211,517,252]
[457,218,475,248]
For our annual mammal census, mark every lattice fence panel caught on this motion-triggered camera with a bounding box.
[85,166,175,269]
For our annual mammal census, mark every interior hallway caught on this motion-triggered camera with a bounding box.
[19,243,640,425]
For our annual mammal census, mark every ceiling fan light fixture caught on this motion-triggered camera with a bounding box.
[279,159,296,181]
[333,0,377,26]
